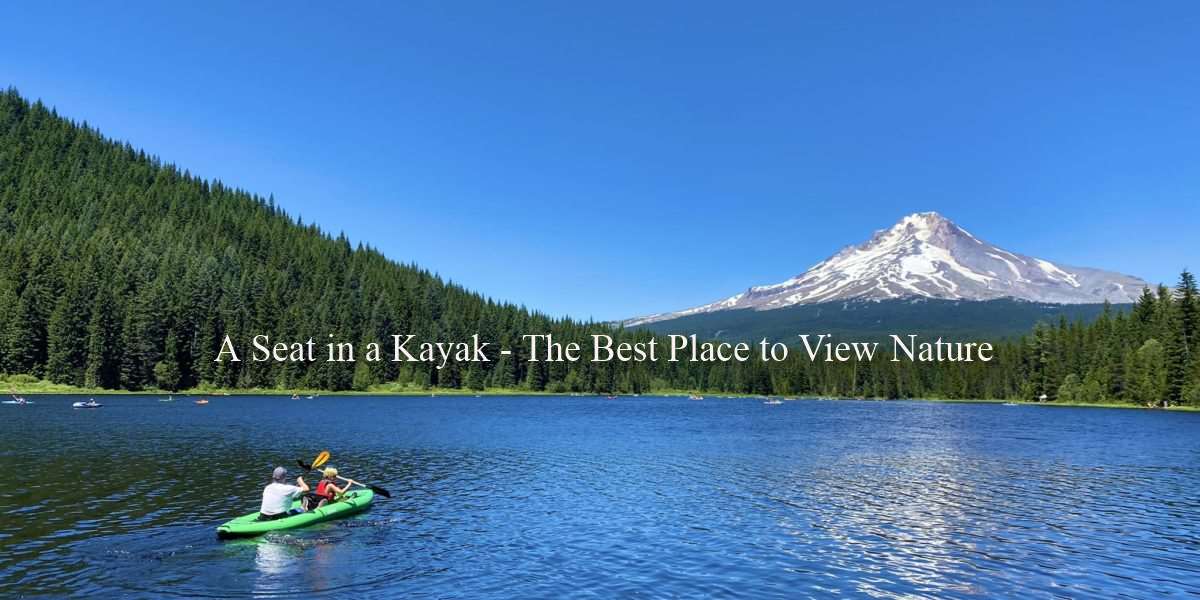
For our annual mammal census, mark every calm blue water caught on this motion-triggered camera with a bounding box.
[1,395,1198,598]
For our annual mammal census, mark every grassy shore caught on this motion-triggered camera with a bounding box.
[0,375,554,397]
[3,375,1197,411]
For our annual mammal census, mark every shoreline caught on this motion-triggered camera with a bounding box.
[4,379,1196,412]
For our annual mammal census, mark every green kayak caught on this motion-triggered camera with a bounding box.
[216,489,374,539]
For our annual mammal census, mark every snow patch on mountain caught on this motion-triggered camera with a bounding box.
[626,212,1148,326]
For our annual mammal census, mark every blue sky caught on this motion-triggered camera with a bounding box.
[3,2,1198,320]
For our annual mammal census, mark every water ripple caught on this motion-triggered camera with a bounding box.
[1,396,1198,598]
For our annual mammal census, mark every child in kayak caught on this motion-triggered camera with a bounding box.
[303,467,350,511]
[259,466,310,520]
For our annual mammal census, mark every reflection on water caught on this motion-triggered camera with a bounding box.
[1,395,1198,598]
[254,539,293,578]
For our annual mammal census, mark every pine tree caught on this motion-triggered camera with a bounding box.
[525,359,547,391]
[83,290,120,389]
[45,294,86,384]
[1129,339,1168,407]
[1132,286,1157,335]
[154,334,183,391]
[5,290,44,377]
[1172,270,1198,402]
[0,282,18,373]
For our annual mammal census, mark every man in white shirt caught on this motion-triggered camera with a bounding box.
[259,466,310,520]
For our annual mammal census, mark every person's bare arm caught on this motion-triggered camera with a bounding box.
[296,476,310,493]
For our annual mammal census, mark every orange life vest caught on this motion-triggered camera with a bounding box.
[316,479,336,499]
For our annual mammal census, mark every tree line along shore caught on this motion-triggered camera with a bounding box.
[1,89,1197,408]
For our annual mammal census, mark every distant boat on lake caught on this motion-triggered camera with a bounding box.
[689,394,703,400]
[194,398,210,405]
[72,399,102,409]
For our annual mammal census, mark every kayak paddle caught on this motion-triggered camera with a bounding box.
[297,450,331,472]
[334,476,392,499]
[296,453,392,498]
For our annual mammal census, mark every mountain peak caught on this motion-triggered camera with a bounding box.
[625,213,1148,326]
[867,211,967,249]
[900,210,949,225]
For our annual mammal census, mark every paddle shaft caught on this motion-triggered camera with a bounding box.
[300,472,360,489]
[330,474,364,489]
[298,457,391,498]
[317,474,389,496]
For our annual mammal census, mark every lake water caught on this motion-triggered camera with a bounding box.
[1,395,1198,598]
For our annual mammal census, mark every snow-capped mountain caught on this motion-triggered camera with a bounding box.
[627,212,1147,326]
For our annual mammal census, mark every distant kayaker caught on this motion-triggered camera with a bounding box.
[302,467,350,511]
[259,466,310,520]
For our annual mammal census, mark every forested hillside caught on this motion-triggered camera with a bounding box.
[0,88,610,392]
[1,88,1196,405]
[633,298,1119,343]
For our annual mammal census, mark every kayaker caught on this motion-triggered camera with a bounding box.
[303,467,350,510]
[259,466,310,520]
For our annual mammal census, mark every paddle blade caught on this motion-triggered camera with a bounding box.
[313,450,330,469]
[297,459,313,471]
[369,484,392,498]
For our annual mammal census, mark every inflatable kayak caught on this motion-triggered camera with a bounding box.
[216,489,374,539]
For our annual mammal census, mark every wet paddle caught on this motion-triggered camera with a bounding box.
[297,450,331,472]
[297,453,392,498]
